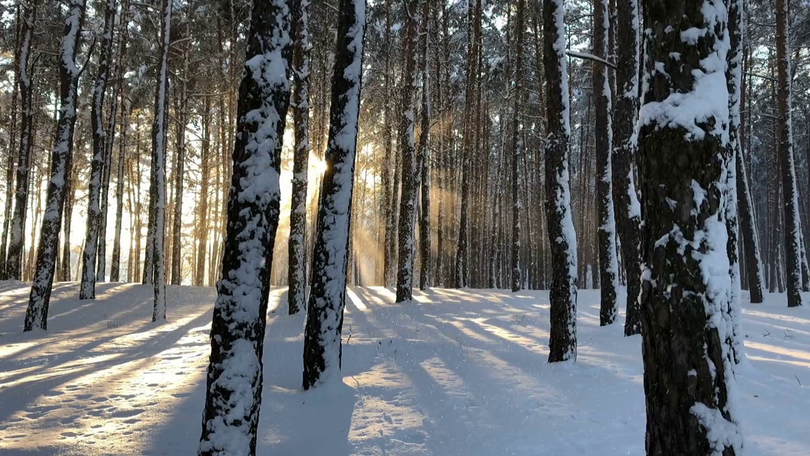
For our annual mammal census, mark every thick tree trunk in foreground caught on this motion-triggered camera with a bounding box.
[80,0,116,300]
[395,0,419,304]
[7,0,39,281]
[593,0,618,326]
[544,0,577,363]
[776,0,803,308]
[24,0,86,331]
[612,0,643,335]
[302,0,366,389]
[637,1,742,453]
[287,0,311,314]
[197,0,292,453]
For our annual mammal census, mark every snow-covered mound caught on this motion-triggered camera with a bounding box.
[0,282,808,455]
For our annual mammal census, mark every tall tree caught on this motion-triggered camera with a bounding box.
[110,3,130,283]
[0,5,21,280]
[24,0,87,331]
[418,0,432,292]
[80,0,117,300]
[544,0,578,363]
[395,0,420,303]
[198,0,292,452]
[593,0,618,325]
[302,0,366,389]
[150,0,172,320]
[511,0,525,292]
[637,0,743,453]
[612,0,643,335]
[6,0,39,281]
[287,0,311,314]
[776,0,803,308]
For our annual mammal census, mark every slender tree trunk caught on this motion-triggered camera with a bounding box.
[637,1,742,453]
[198,0,292,452]
[110,13,129,282]
[510,0,525,293]
[776,0,803,308]
[544,0,578,363]
[7,0,39,281]
[593,0,618,326]
[0,5,21,280]
[612,0,643,335]
[418,0,432,292]
[80,0,116,299]
[287,0,311,313]
[150,0,172,321]
[301,0,366,389]
[24,0,86,331]
[395,0,420,304]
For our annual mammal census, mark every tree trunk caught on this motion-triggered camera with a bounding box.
[593,0,618,326]
[6,0,39,281]
[0,5,21,280]
[612,0,643,335]
[110,13,129,282]
[80,0,116,299]
[195,97,211,286]
[24,0,86,331]
[150,0,171,321]
[418,0,432,292]
[511,0,525,293]
[287,0,311,313]
[301,0,366,389]
[775,0,803,307]
[637,1,742,453]
[395,0,420,304]
[544,0,578,363]
[198,0,292,452]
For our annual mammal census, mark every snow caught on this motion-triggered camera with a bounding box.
[2,283,810,454]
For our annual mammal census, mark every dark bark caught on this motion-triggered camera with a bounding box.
[111,12,129,283]
[638,1,742,453]
[511,0,525,293]
[612,0,642,335]
[544,0,577,363]
[302,0,366,389]
[0,5,21,279]
[24,0,86,331]
[194,97,211,286]
[198,0,293,452]
[418,0,432,292]
[287,0,311,314]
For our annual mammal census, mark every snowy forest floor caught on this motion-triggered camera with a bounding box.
[0,283,809,455]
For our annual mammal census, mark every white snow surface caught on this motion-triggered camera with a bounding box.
[1,283,810,455]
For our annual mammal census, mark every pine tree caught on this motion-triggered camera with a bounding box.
[80,0,117,300]
[417,0,432,292]
[395,0,420,303]
[287,0,311,314]
[24,0,87,331]
[302,0,366,389]
[776,0,803,308]
[511,0,525,293]
[637,0,742,452]
[6,0,39,281]
[197,0,293,452]
[544,0,578,363]
[150,0,172,321]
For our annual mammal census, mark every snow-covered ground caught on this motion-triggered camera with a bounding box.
[0,282,808,455]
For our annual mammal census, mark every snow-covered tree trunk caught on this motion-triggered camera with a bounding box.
[395,0,420,304]
[612,0,643,336]
[418,0,431,292]
[301,0,366,389]
[544,0,578,363]
[6,0,38,281]
[150,0,171,321]
[637,0,742,452]
[735,149,763,302]
[24,0,86,331]
[593,0,618,326]
[197,0,292,452]
[287,0,311,314]
[511,0,525,293]
[80,0,116,300]
[776,0,803,308]
[725,0,745,366]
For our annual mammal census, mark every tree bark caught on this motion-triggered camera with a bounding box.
[637,1,742,453]
[302,0,366,389]
[198,0,293,452]
[24,0,86,331]
[511,0,525,293]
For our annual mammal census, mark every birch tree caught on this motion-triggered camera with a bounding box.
[198,0,292,452]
